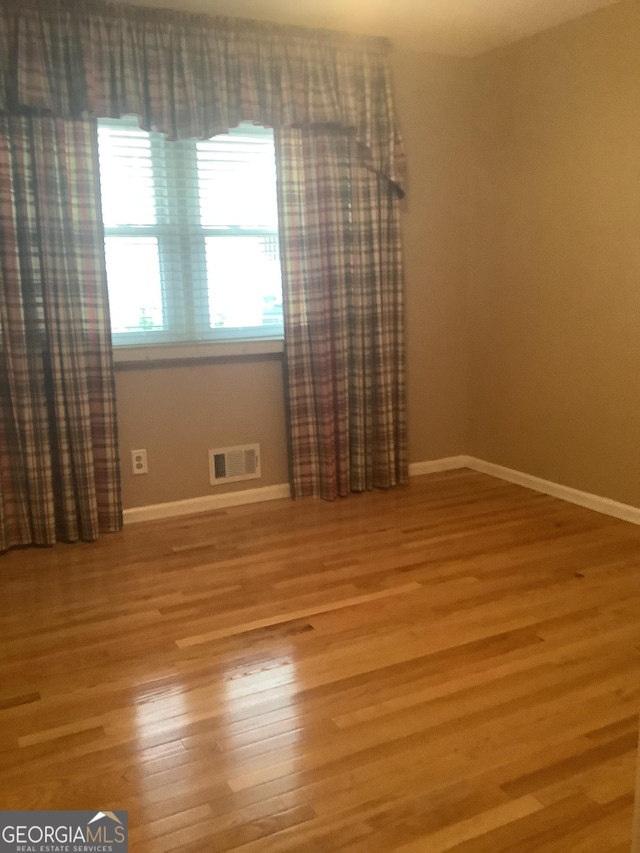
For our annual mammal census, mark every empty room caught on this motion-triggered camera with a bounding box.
[1,0,639,850]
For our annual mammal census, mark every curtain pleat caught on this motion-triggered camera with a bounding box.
[0,116,121,549]
[276,128,407,499]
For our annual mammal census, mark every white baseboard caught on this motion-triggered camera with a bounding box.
[123,483,291,525]
[124,458,466,525]
[466,457,640,527]
[123,455,640,528]
[408,456,471,477]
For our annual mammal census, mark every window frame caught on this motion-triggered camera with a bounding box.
[98,117,285,355]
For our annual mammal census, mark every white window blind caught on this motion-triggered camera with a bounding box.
[97,118,283,347]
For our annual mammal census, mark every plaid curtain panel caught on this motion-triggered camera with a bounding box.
[276,128,407,499]
[0,115,122,549]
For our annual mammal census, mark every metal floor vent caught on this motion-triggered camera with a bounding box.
[208,443,261,485]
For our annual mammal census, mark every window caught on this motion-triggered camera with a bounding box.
[97,118,283,349]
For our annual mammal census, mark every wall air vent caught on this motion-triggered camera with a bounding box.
[208,444,261,486]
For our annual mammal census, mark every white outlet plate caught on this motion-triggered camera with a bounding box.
[131,449,148,475]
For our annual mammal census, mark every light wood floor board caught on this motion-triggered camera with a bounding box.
[1,469,639,851]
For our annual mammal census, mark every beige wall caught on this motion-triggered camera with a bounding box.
[469,0,640,507]
[396,52,471,467]
[116,356,289,506]
[116,37,472,508]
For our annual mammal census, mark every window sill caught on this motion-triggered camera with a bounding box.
[113,338,284,367]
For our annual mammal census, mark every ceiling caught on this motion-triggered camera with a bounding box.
[133,0,623,55]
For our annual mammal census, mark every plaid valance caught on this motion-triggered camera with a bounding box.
[0,0,405,193]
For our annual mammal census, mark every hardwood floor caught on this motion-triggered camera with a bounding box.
[1,469,639,851]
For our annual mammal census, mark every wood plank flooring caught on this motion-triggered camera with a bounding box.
[1,470,639,851]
